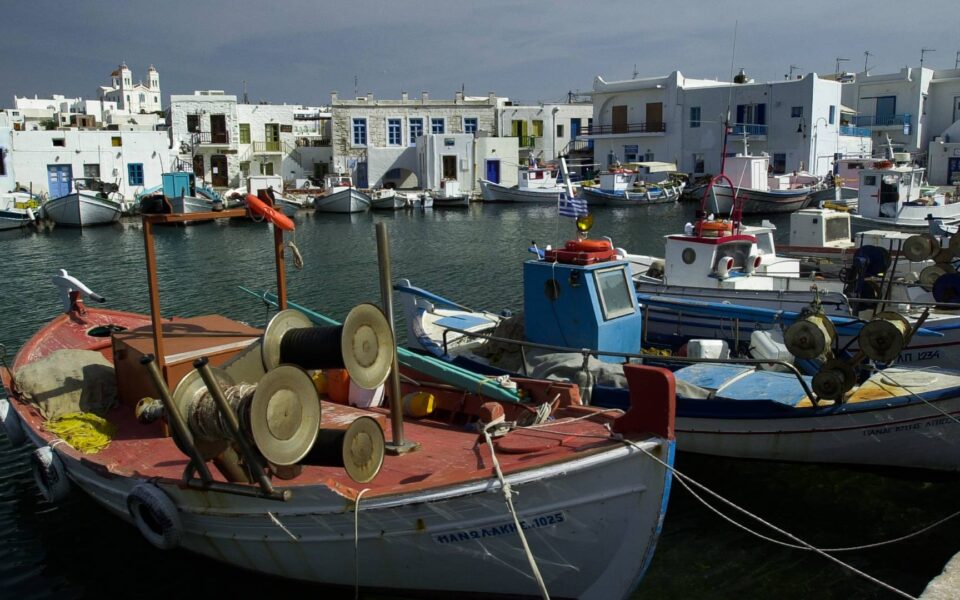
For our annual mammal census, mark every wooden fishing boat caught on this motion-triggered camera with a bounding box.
[315,174,370,213]
[0,207,676,599]
[42,178,123,226]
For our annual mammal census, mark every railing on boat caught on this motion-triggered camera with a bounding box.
[438,325,820,405]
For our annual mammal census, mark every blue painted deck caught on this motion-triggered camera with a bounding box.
[675,363,810,406]
[435,314,493,330]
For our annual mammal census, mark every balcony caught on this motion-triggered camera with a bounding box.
[192,131,230,145]
[586,121,666,136]
[851,114,911,128]
[253,140,283,154]
[296,137,331,147]
[730,123,767,137]
[516,135,538,148]
[839,125,871,137]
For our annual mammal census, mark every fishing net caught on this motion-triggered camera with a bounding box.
[14,349,117,420]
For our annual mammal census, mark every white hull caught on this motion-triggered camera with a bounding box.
[315,188,371,213]
[851,211,960,232]
[0,212,32,230]
[704,185,811,215]
[42,428,672,599]
[370,190,406,210]
[479,179,568,203]
[43,192,122,227]
[432,194,470,207]
[677,387,960,470]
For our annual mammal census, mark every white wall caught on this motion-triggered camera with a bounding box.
[0,127,14,192]
[169,94,240,187]
[497,103,592,160]
[475,136,519,188]
[9,129,171,198]
[416,134,475,192]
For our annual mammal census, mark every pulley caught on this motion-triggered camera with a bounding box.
[902,234,939,262]
[784,313,836,359]
[934,247,956,265]
[858,312,911,363]
[262,306,394,390]
[919,264,953,288]
[812,359,856,401]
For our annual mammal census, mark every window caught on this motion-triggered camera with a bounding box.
[153,95,159,104]
[240,161,250,176]
[624,145,639,162]
[791,106,803,118]
[387,118,402,145]
[83,164,100,178]
[772,153,786,174]
[690,106,701,128]
[693,153,705,174]
[0,148,6,176]
[139,93,145,103]
[127,163,144,186]
[409,117,423,145]
[111,136,122,147]
[239,123,250,144]
[531,120,544,137]
[463,117,478,135]
[187,114,200,133]
[829,105,836,125]
[644,151,655,161]
[52,138,65,147]
[261,161,274,175]
[595,267,635,321]
[556,124,564,137]
[431,118,445,134]
[352,118,367,146]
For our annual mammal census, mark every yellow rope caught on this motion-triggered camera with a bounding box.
[45,412,116,454]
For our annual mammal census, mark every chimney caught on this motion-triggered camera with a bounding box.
[488,91,496,101]
[455,91,464,103]
[421,91,429,103]
[367,92,373,101]
[401,91,408,101]
[330,91,339,104]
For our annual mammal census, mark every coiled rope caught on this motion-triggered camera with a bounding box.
[45,412,117,454]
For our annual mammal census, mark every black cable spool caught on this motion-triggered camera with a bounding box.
[279,325,346,370]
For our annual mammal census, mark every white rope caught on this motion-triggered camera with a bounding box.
[483,425,550,599]
[354,488,371,600]
[267,511,299,541]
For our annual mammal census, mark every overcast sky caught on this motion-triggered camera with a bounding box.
[3,0,959,107]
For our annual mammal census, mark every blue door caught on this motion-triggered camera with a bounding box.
[570,119,581,140]
[47,165,72,198]
[949,158,960,185]
[485,160,500,183]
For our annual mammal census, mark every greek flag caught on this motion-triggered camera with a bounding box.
[558,192,588,218]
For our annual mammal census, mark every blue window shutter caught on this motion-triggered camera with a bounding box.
[757,103,766,125]
[736,105,745,124]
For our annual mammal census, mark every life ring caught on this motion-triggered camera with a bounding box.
[246,194,295,232]
[566,239,613,253]
[32,446,70,503]
[0,398,26,447]
[127,482,182,550]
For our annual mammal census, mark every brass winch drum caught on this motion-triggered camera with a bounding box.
[949,231,960,255]
[858,312,911,364]
[902,234,939,262]
[920,264,954,287]
[784,314,836,360]
[812,359,856,401]
[262,305,394,390]
[171,368,234,460]
[305,416,386,483]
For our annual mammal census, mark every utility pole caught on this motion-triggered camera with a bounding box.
[864,51,873,73]
[921,48,935,69]
[835,57,850,74]
[955,50,959,69]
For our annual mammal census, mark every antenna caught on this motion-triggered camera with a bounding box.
[956,51,960,69]
[242,80,248,104]
[633,63,639,79]
[354,75,358,98]
[835,57,850,74]
[864,50,873,73]
[787,64,802,79]
[921,48,935,69]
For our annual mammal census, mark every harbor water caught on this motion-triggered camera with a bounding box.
[1,203,958,599]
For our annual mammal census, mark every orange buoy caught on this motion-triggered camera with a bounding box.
[326,369,351,405]
[245,194,295,231]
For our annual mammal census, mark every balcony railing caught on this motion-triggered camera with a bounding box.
[253,141,283,153]
[560,139,594,155]
[517,135,538,148]
[296,137,331,147]
[193,131,229,145]
[839,125,871,137]
[730,123,767,136]
[851,114,911,128]
[586,121,666,135]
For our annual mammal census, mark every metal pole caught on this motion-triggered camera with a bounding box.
[376,222,419,455]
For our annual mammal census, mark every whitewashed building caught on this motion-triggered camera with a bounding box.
[168,91,240,187]
[589,70,871,179]
[496,102,593,163]
[7,129,170,198]
[926,68,960,184]
[99,62,162,115]
[330,91,502,189]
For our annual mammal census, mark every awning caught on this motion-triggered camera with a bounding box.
[840,104,857,114]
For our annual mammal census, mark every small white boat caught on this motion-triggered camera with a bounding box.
[247,175,302,217]
[431,179,469,207]
[314,174,370,213]
[42,179,123,227]
[850,159,960,232]
[0,192,37,230]
[480,162,578,203]
[370,188,406,210]
[139,173,216,218]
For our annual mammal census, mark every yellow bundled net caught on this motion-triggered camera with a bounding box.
[45,412,117,454]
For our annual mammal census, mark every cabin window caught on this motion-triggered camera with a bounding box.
[83,164,100,178]
[624,145,639,162]
[409,118,423,145]
[111,136,122,147]
[595,267,635,321]
[52,138,65,147]
[127,163,144,186]
[791,106,803,118]
[463,117,478,134]
[352,118,367,146]
[825,216,850,243]
[682,248,697,264]
[431,118,445,134]
[187,114,200,133]
[387,118,402,145]
[693,153,705,174]
[690,106,701,128]
[239,123,250,144]
[863,175,877,186]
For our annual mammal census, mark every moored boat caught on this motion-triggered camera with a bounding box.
[370,188,406,210]
[0,192,37,230]
[139,172,216,219]
[431,178,470,207]
[480,161,578,203]
[42,178,123,227]
[314,174,370,213]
